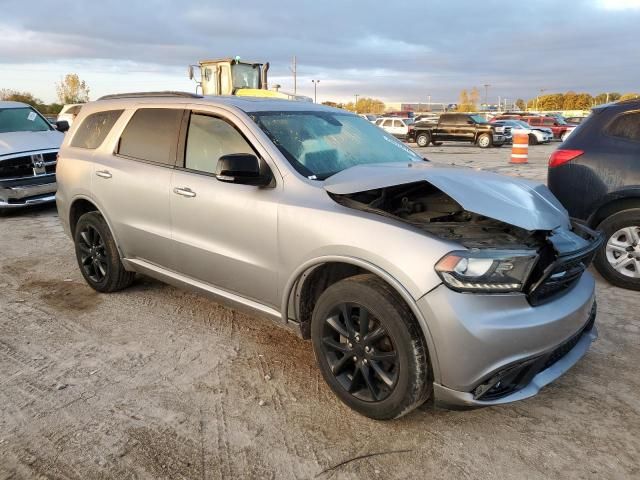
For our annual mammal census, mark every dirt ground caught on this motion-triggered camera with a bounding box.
[1,143,639,479]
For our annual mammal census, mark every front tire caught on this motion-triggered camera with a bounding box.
[311,274,431,420]
[528,134,539,145]
[594,209,640,290]
[477,133,492,148]
[74,211,135,293]
[416,133,431,147]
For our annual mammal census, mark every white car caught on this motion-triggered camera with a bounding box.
[57,104,83,126]
[374,117,414,140]
[492,119,553,145]
[0,101,65,210]
[359,114,378,123]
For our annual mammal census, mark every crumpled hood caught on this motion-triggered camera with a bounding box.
[324,162,570,231]
[0,130,64,157]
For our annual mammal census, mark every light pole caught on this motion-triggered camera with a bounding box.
[354,94,359,113]
[311,79,320,103]
[536,88,546,111]
[483,84,491,110]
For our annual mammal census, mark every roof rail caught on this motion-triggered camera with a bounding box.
[98,91,204,100]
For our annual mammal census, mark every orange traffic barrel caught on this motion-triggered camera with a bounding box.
[510,132,529,164]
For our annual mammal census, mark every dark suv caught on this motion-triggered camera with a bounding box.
[407,113,509,148]
[548,99,640,290]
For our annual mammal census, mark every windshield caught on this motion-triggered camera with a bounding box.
[0,107,51,133]
[250,111,423,180]
[470,114,486,124]
[231,63,260,89]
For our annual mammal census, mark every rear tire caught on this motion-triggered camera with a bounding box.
[477,133,492,148]
[74,211,135,293]
[311,274,431,420]
[416,133,431,147]
[594,209,640,290]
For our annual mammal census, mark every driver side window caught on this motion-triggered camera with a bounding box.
[185,114,255,174]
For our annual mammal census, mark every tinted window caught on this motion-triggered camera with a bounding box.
[70,110,123,149]
[184,114,254,174]
[605,111,640,142]
[0,107,51,133]
[118,108,184,165]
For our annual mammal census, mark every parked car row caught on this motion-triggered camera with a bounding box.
[491,113,577,141]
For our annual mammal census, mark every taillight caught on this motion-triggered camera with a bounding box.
[548,149,583,168]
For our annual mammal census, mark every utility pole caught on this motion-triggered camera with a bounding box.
[290,56,297,94]
[427,94,431,111]
[536,88,546,111]
[483,84,491,110]
[311,79,320,103]
[354,94,359,113]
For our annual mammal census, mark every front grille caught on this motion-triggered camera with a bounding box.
[527,223,602,305]
[475,301,597,401]
[0,152,57,179]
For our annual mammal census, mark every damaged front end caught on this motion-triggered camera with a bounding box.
[329,179,602,305]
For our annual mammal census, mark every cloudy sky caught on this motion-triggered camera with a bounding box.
[1,0,639,104]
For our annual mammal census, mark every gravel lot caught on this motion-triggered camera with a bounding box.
[1,143,639,479]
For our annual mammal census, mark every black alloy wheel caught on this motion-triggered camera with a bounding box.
[319,302,398,402]
[311,274,431,419]
[77,225,108,283]
[74,211,135,292]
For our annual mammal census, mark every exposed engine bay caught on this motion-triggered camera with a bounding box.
[330,181,549,249]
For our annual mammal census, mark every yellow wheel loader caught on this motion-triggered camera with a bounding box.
[188,57,310,101]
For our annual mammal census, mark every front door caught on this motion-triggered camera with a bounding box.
[170,111,280,307]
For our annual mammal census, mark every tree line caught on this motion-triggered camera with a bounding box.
[0,73,90,114]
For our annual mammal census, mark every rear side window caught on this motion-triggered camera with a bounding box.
[70,110,123,149]
[66,105,82,115]
[605,111,640,142]
[117,108,184,165]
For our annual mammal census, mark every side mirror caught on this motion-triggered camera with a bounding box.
[215,154,272,187]
[56,120,70,132]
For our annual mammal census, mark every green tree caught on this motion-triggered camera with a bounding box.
[56,73,90,104]
[515,98,526,110]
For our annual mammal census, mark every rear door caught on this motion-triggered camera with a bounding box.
[91,106,185,267]
[169,109,280,306]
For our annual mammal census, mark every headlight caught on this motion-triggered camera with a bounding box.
[435,250,538,293]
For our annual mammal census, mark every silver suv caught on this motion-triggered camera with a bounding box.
[56,92,601,420]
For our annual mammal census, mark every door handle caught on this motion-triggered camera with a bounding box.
[96,170,112,179]
[173,187,196,198]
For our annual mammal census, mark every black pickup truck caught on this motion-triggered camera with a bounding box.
[407,113,510,148]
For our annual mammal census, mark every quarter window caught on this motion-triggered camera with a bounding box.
[70,110,123,149]
[605,111,640,142]
[184,114,254,174]
[118,108,184,165]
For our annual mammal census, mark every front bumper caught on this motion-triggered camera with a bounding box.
[418,271,596,408]
[0,175,57,209]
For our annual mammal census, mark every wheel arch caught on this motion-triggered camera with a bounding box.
[68,195,125,258]
[587,192,640,228]
[282,256,441,382]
